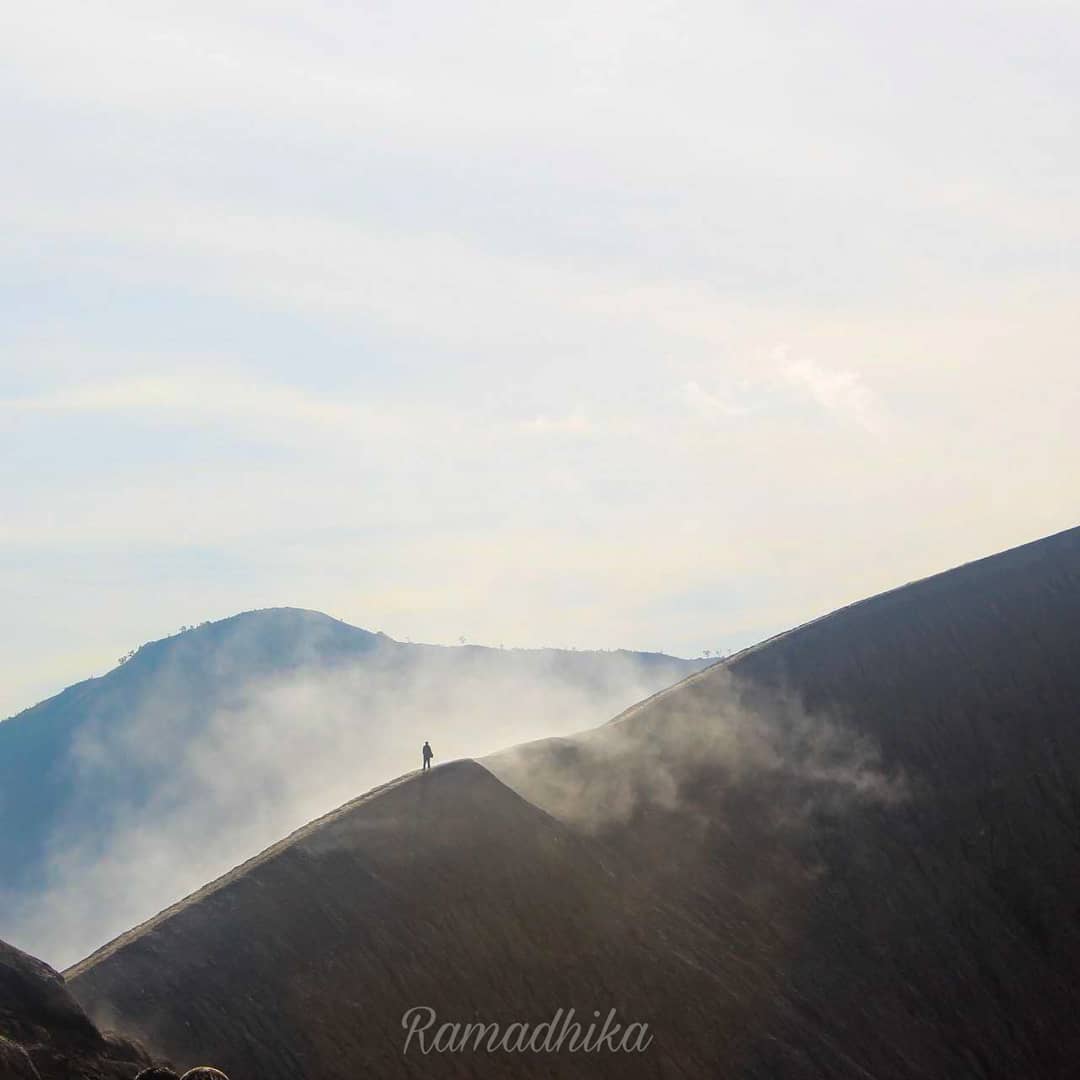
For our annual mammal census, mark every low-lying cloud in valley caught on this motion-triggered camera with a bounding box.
[0,613,703,969]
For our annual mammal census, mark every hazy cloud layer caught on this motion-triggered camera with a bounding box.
[2,634,698,969]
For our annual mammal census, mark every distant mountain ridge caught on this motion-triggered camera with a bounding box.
[0,609,706,967]
[2,607,698,728]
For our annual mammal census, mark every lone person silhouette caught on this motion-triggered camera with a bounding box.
[422,740,434,772]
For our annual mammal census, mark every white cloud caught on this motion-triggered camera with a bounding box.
[3,373,404,439]
[680,380,752,421]
[522,410,591,434]
[780,355,888,436]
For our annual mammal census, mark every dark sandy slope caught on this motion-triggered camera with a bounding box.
[65,763,729,1079]
[487,523,1080,1078]
[67,526,1080,1079]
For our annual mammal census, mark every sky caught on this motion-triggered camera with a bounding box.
[2,0,1079,719]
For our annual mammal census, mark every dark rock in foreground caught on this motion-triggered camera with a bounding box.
[0,938,149,1079]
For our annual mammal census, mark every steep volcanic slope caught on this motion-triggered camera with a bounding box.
[0,938,149,1079]
[488,524,1080,1078]
[68,526,1080,1079]
[66,762,729,1079]
[0,608,704,967]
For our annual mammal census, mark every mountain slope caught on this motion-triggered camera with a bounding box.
[487,523,1080,1078]
[0,609,704,967]
[66,525,1080,1078]
[66,762,727,1079]
[0,609,381,884]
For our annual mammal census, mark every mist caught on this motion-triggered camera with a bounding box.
[0,613,701,970]
[486,664,907,838]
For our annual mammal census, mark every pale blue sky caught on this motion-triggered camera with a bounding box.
[3,0,1079,716]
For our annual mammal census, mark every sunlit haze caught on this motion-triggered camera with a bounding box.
[3,0,1078,717]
